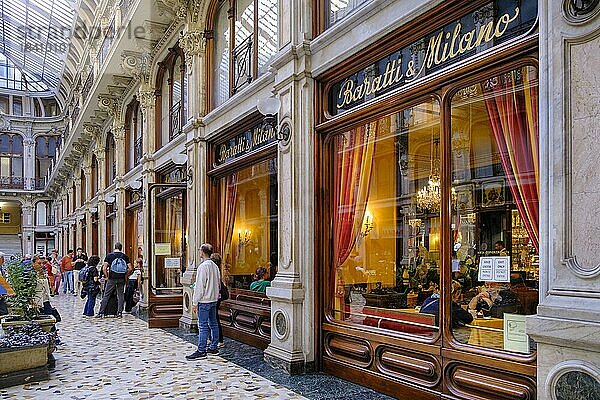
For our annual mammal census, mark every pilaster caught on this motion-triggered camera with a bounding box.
[527,2,600,399]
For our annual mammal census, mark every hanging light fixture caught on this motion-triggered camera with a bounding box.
[416,137,456,213]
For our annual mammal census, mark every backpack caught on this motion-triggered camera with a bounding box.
[109,256,128,275]
[219,281,229,301]
[79,265,90,282]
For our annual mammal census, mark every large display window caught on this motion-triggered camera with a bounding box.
[326,66,539,353]
[219,158,278,290]
[331,99,441,338]
[449,65,539,354]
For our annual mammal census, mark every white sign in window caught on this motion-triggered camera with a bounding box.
[478,256,510,282]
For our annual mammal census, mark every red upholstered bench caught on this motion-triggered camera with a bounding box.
[361,306,437,335]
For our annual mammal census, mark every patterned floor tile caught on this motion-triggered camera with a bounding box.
[0,294,306,400]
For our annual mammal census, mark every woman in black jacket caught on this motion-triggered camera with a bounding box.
[82,256,101,317]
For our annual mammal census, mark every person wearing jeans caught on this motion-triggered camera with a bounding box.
[60,249,75,294]
[186,243,221,360]
[96,242,132,318]
[82,256,101,316]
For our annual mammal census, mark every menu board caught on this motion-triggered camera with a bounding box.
[478,256,510,282]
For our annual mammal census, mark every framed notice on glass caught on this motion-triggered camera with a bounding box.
[164,258,181,269]
[154,243,171,256]
[478,256,510,282]
[504,313,529,354]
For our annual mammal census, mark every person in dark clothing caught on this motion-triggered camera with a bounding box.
[468,282,520,318]
[124,258,142,312]
[420,281,473,328]
[96,243,132,318]
[210,253,225,349]
[82,256,101,316]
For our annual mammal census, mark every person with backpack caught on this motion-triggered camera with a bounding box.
[81,256,101,317]
[95,243,132,319]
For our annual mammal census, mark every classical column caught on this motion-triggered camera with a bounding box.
[21,203,35,256]
[527,3,600,399]
[74,179,82,247]
[177,26,207,330]
[96,151,108,255]
[139,86,156,156]
[83,166,93,254]
[23,137,35,190]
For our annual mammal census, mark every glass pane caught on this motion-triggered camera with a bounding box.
[450,66,539,354]
[219,158,278,292]
[257,0,277,75]
[331,100,441,338]
[152,192,186,294]
[329,0,370,26]
[235,0,254,48]
[213,1,230,108]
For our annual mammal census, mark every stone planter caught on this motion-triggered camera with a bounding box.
[0,345,49,389]
[1,315,56,332]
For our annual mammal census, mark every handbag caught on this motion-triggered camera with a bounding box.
[219,281,229,301]
[51,307,62,323]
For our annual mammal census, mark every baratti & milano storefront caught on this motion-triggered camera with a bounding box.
[208,115,279,349]
[316,1,539,399]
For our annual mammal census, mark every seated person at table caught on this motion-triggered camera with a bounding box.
[468,282,520,318]
[250,267,271,293]
[420,281,473,327]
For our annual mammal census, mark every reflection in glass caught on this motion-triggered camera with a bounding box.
[219,159,278,290]
[331,100,440,337]
[450,66,539,353]
[153,192,186,294]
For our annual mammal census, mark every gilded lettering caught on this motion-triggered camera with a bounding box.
[475,20,495,47]
[449,23,462,58]
[394,58,404,82]
[364,77,374,96]
[353,83,364,102]
[495,8,519,37]
[337,80,355,109]
[429,32,444,67]
[459,30,475,53]
[371,75,383,93]
[406,60,416,78]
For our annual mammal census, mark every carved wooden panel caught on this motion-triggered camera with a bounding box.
[375,345,441,388]
[219,289,271,349]
[324,332,372,367]
[148,293,183,328]
[445,361,536,399]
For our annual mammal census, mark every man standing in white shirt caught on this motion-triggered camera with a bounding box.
[186,243,221,360]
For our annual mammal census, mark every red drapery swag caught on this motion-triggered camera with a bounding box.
[483,67,539,251]
[219,173,237,283]
[332,121,377,314]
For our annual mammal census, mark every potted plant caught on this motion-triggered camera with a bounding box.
[1,260,56,332]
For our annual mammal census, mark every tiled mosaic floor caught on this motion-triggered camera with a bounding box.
[0,294,306,400]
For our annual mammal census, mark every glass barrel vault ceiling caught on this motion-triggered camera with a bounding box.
[0,0,76,93]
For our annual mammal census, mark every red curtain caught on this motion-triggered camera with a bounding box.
[332,121,377,315]
[219,174,237,283]
[483,67,539,251]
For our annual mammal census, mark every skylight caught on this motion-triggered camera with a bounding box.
[0,0,77,93]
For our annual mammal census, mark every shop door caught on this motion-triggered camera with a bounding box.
[147,183,187,328]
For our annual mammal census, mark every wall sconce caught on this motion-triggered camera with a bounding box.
[257,96,291,143]
[129,179,142,191]
[171,153,193,183]
[238,229,252,247]
[89,206,98,213]
[105,194,116,204]
[360,212,374,237]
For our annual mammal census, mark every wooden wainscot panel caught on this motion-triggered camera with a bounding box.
[376,346,441,388]
[218,289,271,349]
[324,333,372,367]
[445,362,535,400]
[148,298,183,328]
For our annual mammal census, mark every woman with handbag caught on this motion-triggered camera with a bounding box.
[82,256,101,317]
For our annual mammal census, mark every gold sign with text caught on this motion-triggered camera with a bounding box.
[216,124,277,165]
[329,1,537,115]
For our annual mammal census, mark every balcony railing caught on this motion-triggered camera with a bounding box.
[0,176,25,190]
[97,17,116,67]
[169,101,182,141]
[82,71,94,106]
[232,35,253,94]
[33,177,46,190]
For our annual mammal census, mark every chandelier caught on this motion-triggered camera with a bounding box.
[416,138,456,213]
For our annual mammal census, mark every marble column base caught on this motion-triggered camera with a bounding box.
[264,345,311,375]
[527,315,600,399]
